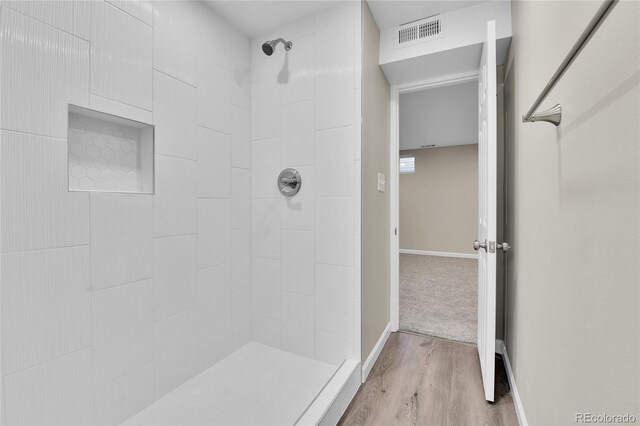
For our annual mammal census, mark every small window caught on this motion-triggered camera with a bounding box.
[399,156,415,174]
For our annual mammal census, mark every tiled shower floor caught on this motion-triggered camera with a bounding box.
[123,342,338,426]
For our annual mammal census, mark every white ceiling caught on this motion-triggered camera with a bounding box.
[367,0,487,30]
[203,1,345,37]
[399,80,478,150]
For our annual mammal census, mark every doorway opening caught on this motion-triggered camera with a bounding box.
[395,78,479,343]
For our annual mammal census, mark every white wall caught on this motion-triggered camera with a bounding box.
[399,81,477,150]
[0,1,251,424]
[505,1,639,423]
[250,1,362,366]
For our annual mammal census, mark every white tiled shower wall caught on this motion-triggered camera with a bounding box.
[250,2,362,365]
[0,1,252,424]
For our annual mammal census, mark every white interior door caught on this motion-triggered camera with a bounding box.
[476,20,497,403]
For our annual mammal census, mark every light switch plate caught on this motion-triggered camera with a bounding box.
[377,173,385,192]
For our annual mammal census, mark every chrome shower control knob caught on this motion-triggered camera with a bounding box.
[277,168,301,197]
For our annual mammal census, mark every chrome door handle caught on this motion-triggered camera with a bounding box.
[473,239,487,251]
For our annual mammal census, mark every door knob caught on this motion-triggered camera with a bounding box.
[473,239,487,251]
[497,242,511,252]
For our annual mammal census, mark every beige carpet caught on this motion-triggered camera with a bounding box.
[400,254,477,343]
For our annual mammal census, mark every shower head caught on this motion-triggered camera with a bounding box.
[261,38,293,56]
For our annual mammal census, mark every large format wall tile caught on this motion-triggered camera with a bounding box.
[316,126,355,197]
[1,246,91,375]
[314,3,354,64]
[252,257,281,320]
[0,8,89,138]
[197,126,230,199]
[281,230,315,296]
[252,137,281,199]
[281,100,315,167]
[1,131,89,252]
[231,105,251,169]
[315,55,355,131]
[251,78,281,140]
[316,197,355,267]
[153,0,198,85]
[2,0,91,40]
[232,228,251,291]
[93,363,154,426]
[232,286,252,349]
[252,198,280,259]
[106,0,153,26]
[197,263,233,371]
[91,279,153,387]
[153,71,198,160]
[281,34,315,105]
[153,155,197,237]
[315,264,354,337]
[197,199,231,269]
[315,330,353,366]
[252,315,281,349]
[231,168,251,229]
[197,57,230,134]
[90,193,152,289]
[154,308,198,398]
[153,235,197,320]
[3,348,94,426]
[91,1,152,110]
[281,292,314,358]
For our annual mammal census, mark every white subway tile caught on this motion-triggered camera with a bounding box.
[316,126,355,197]
[252,198,280,259]
[153,155,197,237]
[281,165,315,231]
[252,137,281,199]
[91,279,153,387]
[252,257,280,319]
[315,3,354,64]
[91,1,152,110]
[94,363,154,426]
[231,168,251,229]
[197,127,231,199]
[3,348,94,426]
[1,247,91,375]
[153,71,198,160]
[315,55,356,130]
[315,264,354,336]
[154,308,198,398]
[232,286,252,349]
[252,315,281,349]
[252,78,281,140]
[1,131,89,252]
[2,0,91,39]
[197,264,233,371]
[281,292,314,358]
[197,199,231,268]
[281,34,315,105]
[281,230,315,296]
[229,35,251,110]
[315,330,353,366]
[316,197,354,266]
[153,235,197,320]
[0,8,89,138]
[197,58,230,134]
[106,0,153,26]
[232,229,252,291]
[90,192,152,290]
[153,0,197,85]
[281,100,315,166]
[231,104,251,169]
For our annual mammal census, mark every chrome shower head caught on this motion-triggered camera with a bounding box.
[261,38,293,56]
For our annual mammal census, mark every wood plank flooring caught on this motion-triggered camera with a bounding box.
[338,332,518,426]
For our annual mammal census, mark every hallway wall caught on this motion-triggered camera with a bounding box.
[399,145,478,255]
[505,1,639,423]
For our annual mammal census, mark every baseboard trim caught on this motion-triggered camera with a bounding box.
[496,340,528,426]
[362,322,391,382]
[399,249,478,259]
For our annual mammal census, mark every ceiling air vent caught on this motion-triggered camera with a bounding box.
[394,14,444,49]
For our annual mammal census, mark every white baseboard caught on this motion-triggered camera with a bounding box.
[399,249,478,259]
[496,340,528,426]
[362,322,391,382]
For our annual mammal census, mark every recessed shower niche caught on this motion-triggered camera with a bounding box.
[67,105,154,193]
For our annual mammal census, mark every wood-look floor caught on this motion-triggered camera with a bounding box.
[339,332,518,426]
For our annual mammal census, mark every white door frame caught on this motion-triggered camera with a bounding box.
[389,71,479,331]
